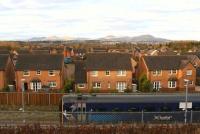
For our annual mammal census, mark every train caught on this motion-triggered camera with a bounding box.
[61,94,200,123]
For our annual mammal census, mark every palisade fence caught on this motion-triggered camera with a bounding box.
[0,92,67,105]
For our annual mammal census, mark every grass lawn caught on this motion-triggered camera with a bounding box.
[0,105,61,123]
[0,111,60,123]
[0,105,59,111]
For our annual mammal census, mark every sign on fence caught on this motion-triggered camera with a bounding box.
[179,102,192,109]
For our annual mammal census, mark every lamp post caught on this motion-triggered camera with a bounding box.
[21,79,25,112]
[184,79,189,124]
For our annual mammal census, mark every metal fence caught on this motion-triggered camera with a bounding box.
[62,111,200,125]
[1,111,200,125]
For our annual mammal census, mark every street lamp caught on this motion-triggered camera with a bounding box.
[21,79,25,112]
[184,79,189,124]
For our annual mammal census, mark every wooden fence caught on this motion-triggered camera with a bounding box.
[0,92,67,106]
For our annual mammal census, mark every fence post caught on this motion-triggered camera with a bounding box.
[6,92,8,105]
[141,110,144,123]
[28,92,30,105]
[49,93,51,106]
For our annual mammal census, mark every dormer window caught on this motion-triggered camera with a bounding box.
[23,70,30,76]
[48,70,55,76]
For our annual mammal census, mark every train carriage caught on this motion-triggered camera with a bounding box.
[62,94,200,123]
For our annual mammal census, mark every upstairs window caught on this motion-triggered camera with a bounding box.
[105,71,110,76]
[91,71,98,77]
[186,70,192,76]
[23,70,30,76]
[36,70,41,75]
[48,70,55,76]
[117,70,126,76]
[169,70,177,75]
[152,70,162,76]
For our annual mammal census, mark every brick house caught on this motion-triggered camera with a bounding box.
[15,54,64,92]
[139,56,196,92]
[0,54,15,90]
[75,53,134,93]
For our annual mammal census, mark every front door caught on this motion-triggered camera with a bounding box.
[24,82,28,91]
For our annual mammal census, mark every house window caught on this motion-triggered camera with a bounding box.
[152,71,157,75]
[48,81,57,88]
[186,70,192,76]
[48,70,55,76]
[105,71,110,76]
[78,84,85,88]
[168,81,176,88]
[92,82,101,88]
[116,82,126,92]
[117,70,126,76]
[36,70,41,75]
[91,71,98,76]
[30,82,42,91]
[152,70,162,76]
[157,70,161,75]
[189,81,193,85]
[23,70,30,76]
[108,82,111,88]
[169,70,177,75]
[184,80,193,86]
[153,81,161,90]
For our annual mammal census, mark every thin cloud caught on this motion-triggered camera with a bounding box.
[0,0,200,40]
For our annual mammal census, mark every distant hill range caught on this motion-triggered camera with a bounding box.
[28,34,170,43]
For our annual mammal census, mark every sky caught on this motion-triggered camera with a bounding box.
[0,0,200,40]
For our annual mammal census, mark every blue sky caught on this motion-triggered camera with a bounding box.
[0,0,200,40]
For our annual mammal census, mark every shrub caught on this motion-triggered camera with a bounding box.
[64,79,74,93]
[2,86,9,92]
[89,88,100,93]
[139,74,153,92]
[124,88,132,93]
